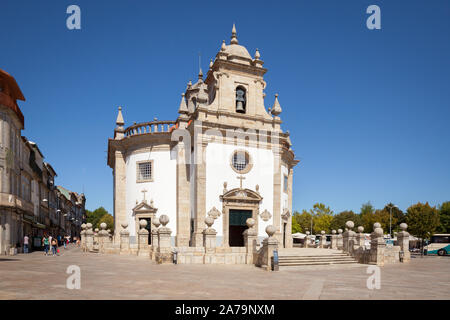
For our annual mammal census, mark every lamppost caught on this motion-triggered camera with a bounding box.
[386,204,398,238]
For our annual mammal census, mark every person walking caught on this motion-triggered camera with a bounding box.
[51,237,58,256]
[48,235,53,253]
[23,235,29,254]
[42,235,50,256]
[63,235,67,249]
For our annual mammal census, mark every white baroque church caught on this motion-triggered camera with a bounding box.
[107,25,299,249]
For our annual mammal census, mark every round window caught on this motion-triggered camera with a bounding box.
[230,150,252,174]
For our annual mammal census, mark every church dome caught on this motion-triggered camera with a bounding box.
[224,43,252,60]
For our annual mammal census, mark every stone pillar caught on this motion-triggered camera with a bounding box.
[192,141,207,247]
[176,140,190,247]
[343,221,355,253]
[137,220,150,257]
[262,225,279,271]
[397,223,411,263]
[243,218,257,264]
[370,222,385,266]
[119,222,130,255]
[356,226,365,248]
[337,229,343,250]
[272,149,282,243]
[98,222,110,253]
[304,231,311,248]
[80,223,86,249]
[4,211,11,255]
[203,217,217,264]
[85,223,94,252]
[319,230,327,248]
[330,230,337,249]
[113,151,127,244]
[93,228,100,251]
[156,215,173,264]
[150,217,160,260]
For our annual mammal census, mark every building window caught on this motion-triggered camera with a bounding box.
[230,150,253,174]
[136,160,153,182]
[235,86,246,113]
[283,174,288,193]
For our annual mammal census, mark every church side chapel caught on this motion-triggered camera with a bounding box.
[106,25,299,264]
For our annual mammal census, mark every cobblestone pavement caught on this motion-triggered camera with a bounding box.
[0,245,449,300]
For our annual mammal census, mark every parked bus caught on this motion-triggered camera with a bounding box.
[424,234,450,256]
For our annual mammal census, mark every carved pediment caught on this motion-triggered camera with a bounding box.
[260,209,272,222]
[281,208,291,221]
[220,188,262,203]
[132,200,157,214]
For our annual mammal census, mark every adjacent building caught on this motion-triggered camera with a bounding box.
[0,69,85,255]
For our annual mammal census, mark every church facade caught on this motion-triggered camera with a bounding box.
[107,25,299,249]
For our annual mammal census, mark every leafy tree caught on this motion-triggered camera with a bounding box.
[405,202,440,241]
[311,203,333,234]
[292,210,313,233]
[437,201,450,233]
[330,210,362,231]
[86,207,110,229]
[98,213,114,232]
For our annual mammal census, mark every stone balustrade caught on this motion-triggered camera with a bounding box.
[124,120,176,137]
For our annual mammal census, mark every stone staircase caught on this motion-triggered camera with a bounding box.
[277,248,359,267]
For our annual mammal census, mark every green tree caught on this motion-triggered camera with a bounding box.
[292,210,313,233]
[98,213,114,232]
[437,201,450,233]
[330,210,362,231]
[86,207,109,229]
[311,203,333,234]
[405,202,440,241]
[360,201,378,232]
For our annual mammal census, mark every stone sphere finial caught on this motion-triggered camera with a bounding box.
[332,230,336,234]
[373,222,381,229]
[321,230,325,235]
[100,222,107,230]
[139,219,147,229]
[159,215,169,227]
[120,222,128,229]
[95,228,99,233]
[153,217,160,228]
[81,223,86,230]
[400,223,408,231]
[306,231,310,235]
[265,225,276,237]
[357,226,364,233]
[246,218,255,228]
[374,227,384,236]
[345,221,354,229]
[107,229,111,234]
[205,216,214,228]
[338,229,343,234]
[86,223,93,229]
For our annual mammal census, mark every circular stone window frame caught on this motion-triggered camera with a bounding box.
[230,149,253,174]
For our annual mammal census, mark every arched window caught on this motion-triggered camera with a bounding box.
[235,86,246,113]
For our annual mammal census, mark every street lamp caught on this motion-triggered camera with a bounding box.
[386,204,398,238]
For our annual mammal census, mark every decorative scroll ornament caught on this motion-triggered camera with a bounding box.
[207,206,221,220]
[281,208,290,221]
[260,209,272,222]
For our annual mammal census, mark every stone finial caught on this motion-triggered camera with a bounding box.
[373,222,381,229]
[205,216,214,228]
[86,223,93,229]
[357,226,364,233]
[246,218,255,228]
[95,228,99,233]
[255,184,259,193]
[400,223,408,231]
[271,94,282,116]
[345,221,354,230]
[116,106,124,126]
[221,40,226,51]
[374,227,384,236]
[209,59,213,69]
[120,222,128,229]
[265,225,276,237]
[230,23,238,45]
[321,230,325,235]
[107,229,111,234]
[338,229,343,234]
[207,206,221,220]
[139,219,148,229]
[100,223,107,230]
[159,215,169,227]
[306,231,310,235]
[178,93,188,114]
[198,67,203,81]
[152,217,160,228]
[81,223,86,230]
[254,48,260,60]
[332,230,336,234]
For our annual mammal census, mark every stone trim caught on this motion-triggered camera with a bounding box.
[229,149,253,174]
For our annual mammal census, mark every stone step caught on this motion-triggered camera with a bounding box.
[277,253,359,266]
[279,254,349,259]
[279,260,358,266]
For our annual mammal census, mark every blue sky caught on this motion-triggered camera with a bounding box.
[1,0,449,214]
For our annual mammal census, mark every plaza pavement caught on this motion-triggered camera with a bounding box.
[0,244,449,300]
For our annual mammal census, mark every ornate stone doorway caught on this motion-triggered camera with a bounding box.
[132,200,157,244]
[220,187,262,247]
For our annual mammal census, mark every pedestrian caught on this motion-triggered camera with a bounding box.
[42,235,49,256]
[23,235,29,254]
[49,234,53,253]
[57,234,61,246]
[51,237,58,256]
[63,235,67,249]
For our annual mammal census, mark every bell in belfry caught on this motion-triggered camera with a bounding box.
[236,88,246,113]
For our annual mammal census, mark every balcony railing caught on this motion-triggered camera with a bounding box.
[124,120,176,137]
